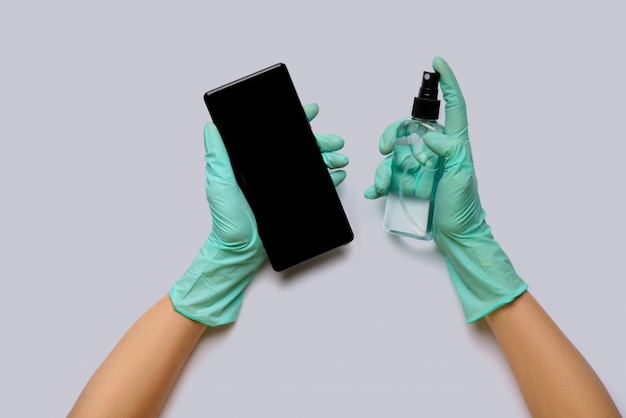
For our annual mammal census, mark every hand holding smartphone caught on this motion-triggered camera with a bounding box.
[203,63,353,271]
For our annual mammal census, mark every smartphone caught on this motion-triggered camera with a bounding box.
[203,63,353,271]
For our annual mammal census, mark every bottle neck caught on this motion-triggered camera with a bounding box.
[411,115,437,123]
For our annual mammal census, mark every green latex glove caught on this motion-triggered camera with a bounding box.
[170,103,348,326]
[365,57,527,323]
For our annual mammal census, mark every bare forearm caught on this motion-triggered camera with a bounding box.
[485,291,621,418]
[68,294,207,418]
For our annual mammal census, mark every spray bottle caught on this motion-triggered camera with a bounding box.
[383,71,443,240]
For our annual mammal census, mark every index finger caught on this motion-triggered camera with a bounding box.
[432,57,468,137]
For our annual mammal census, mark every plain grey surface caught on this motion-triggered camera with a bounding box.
[1,1,624,416]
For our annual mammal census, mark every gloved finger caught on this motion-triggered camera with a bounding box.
[330,170,347,187]
[379,119,404,155]
[315,133,344,152]
[303,103,320,122]
[322,151,349,169]
[432,57,468,137]
[363,185,378,199]
[423,131,470,173]
[364,157,392,199]
[422,131,457,160]
[204,122,236,183]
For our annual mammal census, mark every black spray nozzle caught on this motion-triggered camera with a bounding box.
[412,71,440,120]
[418,71,440,100]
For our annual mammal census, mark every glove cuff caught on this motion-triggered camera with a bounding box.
[169,236,266,326]
[441,223,528,323]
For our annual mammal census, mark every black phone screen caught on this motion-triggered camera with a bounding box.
[203,63,353,271]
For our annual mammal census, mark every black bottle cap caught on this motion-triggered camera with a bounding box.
[411,71,440,120]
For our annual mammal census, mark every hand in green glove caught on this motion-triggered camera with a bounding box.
[363,118,439,202]
[170,103,348,326]
[365,57,527,323]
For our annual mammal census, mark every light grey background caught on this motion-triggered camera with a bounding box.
[1,1,624,416]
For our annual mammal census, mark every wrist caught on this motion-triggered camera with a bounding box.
[439,223,528,323]
[169,235,266,327]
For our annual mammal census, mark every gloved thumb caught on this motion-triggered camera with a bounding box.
[204,122,236,183]
[303,102,319,122]
[422,131,457,160]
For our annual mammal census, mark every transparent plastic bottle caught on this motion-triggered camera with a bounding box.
[383,71,443,240]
